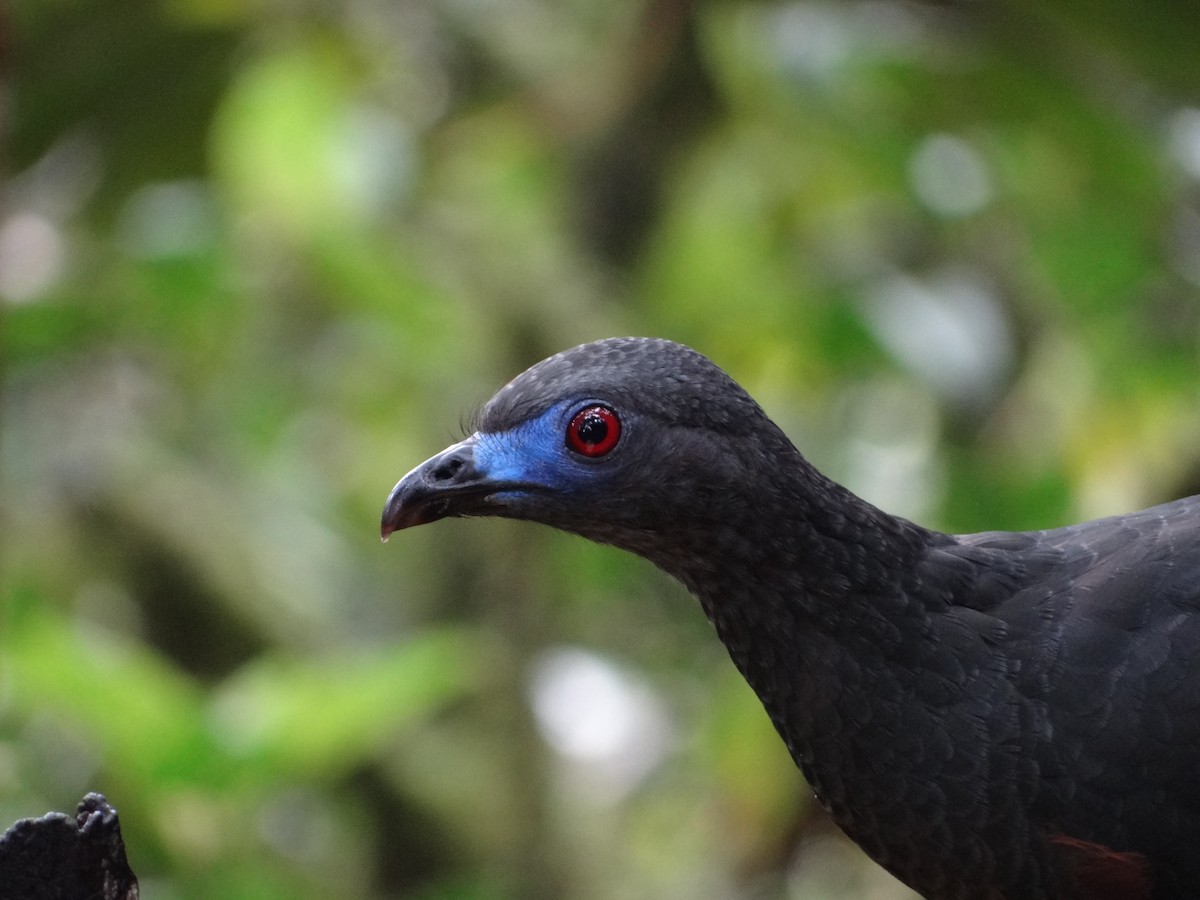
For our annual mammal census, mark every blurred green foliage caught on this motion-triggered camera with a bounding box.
[4,1,1200,898]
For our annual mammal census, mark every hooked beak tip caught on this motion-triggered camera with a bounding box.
[380,484,428,539]
[380,436,481,542]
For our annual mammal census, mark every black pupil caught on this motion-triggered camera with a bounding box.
[577,413,608,446]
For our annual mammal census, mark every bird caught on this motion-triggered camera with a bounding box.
[381,336,1200,900]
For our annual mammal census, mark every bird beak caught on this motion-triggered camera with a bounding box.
[381,435,494,540]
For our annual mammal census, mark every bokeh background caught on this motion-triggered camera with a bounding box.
[6,1,1200,898]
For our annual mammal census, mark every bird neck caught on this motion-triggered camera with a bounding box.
[659,454,942,773]
[668,452,934,623]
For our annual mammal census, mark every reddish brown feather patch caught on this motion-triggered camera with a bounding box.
[1051,834,1152,900]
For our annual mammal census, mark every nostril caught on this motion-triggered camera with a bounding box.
[430,456,465,482]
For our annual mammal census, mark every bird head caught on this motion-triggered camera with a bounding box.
[380,337,803,578]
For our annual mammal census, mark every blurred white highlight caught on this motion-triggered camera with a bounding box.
[0,212,66,303]
[861,267,1013,408]
[529,646,675,801]
[909,134,993,217]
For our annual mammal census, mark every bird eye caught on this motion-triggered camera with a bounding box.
[566,405,621,458]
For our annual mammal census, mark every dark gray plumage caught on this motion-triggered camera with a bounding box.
[382,337,1200,899]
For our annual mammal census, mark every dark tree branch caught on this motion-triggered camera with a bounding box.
[0,794,139,900]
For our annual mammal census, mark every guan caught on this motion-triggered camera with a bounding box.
[381,337,1199,900]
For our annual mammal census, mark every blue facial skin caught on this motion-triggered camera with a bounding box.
[472,399,624,503]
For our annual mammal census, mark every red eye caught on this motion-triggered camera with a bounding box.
[567,405,621,458]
